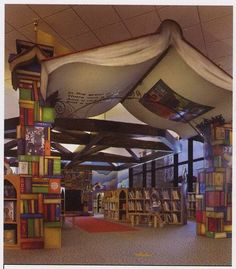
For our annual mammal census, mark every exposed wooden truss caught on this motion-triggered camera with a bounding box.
[4,117,177,171]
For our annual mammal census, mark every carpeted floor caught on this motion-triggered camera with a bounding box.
[67,216,137,233]
[4,217,232,266]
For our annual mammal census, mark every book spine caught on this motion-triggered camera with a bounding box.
[20,218,28,238]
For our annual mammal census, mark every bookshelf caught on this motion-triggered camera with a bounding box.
[103,187,183,225]
[187,192,196,219]
[4,175,21,249]
[103,189,128,221]
[93,192,104,214]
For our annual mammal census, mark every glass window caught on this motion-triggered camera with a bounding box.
[133,173,143,188]
[155,167,174,187]
[178,139,188,162]
[146,162,152,171]
[164,154,174,165]
[193,140,204,159]
[178,164,188,178]
[193,160,204,178]
[146,171,152,188]
[132,165,143,174]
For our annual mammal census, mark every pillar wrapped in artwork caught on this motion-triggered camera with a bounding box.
[195,116,232,238]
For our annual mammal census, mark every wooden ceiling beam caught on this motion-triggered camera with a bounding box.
[51,142,72,154]
[4,139,18,151]
[55,118,166,137]
[125,148,140,162]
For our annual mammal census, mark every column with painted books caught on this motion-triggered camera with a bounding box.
[17,81,62,248]
[8,40,62,249]
[196,120,232,238]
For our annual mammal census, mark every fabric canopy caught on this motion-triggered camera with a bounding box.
[41,20,232,138]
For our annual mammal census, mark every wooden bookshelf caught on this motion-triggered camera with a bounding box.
[103,189,128,221]
[103,187,183,225]
[187,192,196,219]
[4,174,21,249]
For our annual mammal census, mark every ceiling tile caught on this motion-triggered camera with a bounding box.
[73,5,120,30]
[19,20,74,51]
[44,8,89,39]
[67,31,102,51]
[29,4,70,18]
[158,6,199,28]
[206,38,232,59]
[198,6,233,22]
[5,4,38,28]
[124,11,161,37]
[212,55,232,73]
[5,30,30,54]
[183,24,207,55]
[5,22,14,33]
[114,5,155,19]
[202,14,233,44]
[94,22,131,45]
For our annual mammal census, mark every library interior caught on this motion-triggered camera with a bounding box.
[3,3,233,267]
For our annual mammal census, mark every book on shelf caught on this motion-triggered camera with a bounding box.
[172,190,179,200]
[4,229,16,245]
[162,190,170,200]
[20,176,32,193]
[4,201,15,222]
[20,218,44,238]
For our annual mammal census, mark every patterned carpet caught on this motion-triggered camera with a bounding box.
[4,218,232,266]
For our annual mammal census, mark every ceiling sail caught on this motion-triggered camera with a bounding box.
[40,20,232,138]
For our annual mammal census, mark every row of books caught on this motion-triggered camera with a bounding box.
[20,198,43,214]
[19,99,55,125]
[210,125,232,145]
[205,172,224,187]
[20,177,61,194]
[18,155,61,177]
[207,217,223,233]
[205,191,225,207]
[19,82,40,101]
[43,204,61,222]
[162,213,180,224]
[20,217,44,238]
[127,189,180,200]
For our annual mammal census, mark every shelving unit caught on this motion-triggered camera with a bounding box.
[93,192,104,214]
[103,187,183,225]
[103,189,128,221]
[187,192,196,219]
[4,174,21,249]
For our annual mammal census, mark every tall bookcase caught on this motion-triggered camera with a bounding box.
[196,123,232,238]
[103,189,128,221]
[4,175,21,248]
[8,40,62,249]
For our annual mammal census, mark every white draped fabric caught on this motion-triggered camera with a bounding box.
[40,20,232,138]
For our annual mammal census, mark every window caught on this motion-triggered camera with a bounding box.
[193,140,204,159]
[193,160,204,178]
[155,167,174,187]
[178,139,188,162]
